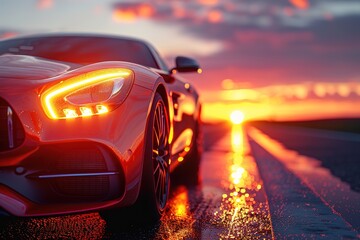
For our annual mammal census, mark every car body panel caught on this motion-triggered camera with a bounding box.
[0,33,201,217]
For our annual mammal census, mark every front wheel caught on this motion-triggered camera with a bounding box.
[138,93,171,221]
[100,93,170,225]
[140,94,170,220]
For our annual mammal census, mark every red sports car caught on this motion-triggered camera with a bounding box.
[0,33,202,222]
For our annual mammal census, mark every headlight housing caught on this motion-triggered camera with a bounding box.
[41,68,134,119]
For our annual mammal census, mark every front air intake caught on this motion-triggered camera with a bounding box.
[0,98,25,151]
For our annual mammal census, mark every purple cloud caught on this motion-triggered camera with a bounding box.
[112,0,360,88]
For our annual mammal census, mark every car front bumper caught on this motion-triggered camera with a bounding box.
[0,84,153,216]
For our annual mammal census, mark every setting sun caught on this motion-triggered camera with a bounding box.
[230,110,245,124]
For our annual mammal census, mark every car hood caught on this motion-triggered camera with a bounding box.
[0,54,76,80]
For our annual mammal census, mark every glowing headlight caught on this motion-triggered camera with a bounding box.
[41,68,134,119]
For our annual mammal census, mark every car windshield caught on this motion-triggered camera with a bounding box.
[0,36,159,68]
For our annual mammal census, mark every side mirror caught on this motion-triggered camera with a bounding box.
[171,56,202,74]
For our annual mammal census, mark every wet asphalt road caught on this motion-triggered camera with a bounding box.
[1,122,359,239]
[247,122,360,239]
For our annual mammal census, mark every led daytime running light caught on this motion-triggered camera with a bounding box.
[41,68,133,119]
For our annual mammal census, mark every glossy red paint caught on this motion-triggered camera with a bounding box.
[0,34,202,220]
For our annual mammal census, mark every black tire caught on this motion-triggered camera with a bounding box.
[136,93,171,222]
[100,93,170,225]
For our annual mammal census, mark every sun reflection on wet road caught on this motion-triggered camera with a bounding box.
[212,124,272,239]
[155,186,197,240]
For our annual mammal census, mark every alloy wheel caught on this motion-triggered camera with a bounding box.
[152,100,170,210]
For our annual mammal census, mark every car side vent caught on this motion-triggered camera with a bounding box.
[0,98,25,151]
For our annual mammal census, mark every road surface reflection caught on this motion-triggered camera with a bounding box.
[148,185,198,240]
[211,124,272,239]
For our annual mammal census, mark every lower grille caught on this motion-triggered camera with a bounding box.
[53,175,110,197]
[49,144,111,199]
[53,147,108,172]
[0,98,25,151]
